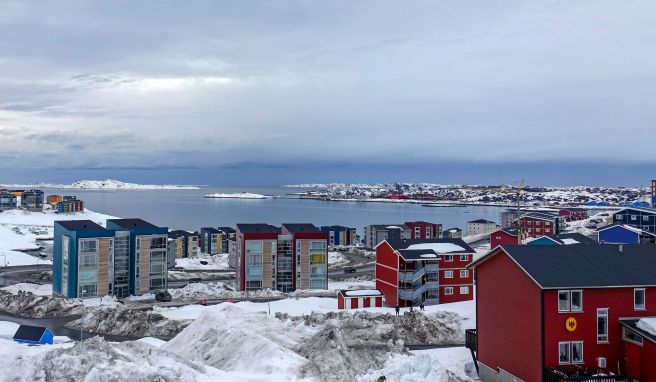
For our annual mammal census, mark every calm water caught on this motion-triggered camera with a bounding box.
[43,186,504,233]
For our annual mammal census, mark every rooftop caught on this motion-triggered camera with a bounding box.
[468,219,495,224]
[13,325,48,342]
[237,223,280,234]
[398,249,440,261]
[201,227,219,233]
[555,232,599,245]
[385,238,475,253]
[217,226,236,233]
[281,223,322,233]
[107,218,158,229]
[55,220,106,232]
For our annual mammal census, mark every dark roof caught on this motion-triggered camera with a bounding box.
[168,230,190,238]
[445,227,462,232]
[201,227,219,233]
[13,325,47,341]
[614,207,656,215]
[619,319,656,344]
[237,223,280,234]
[555,232,598,245]
[398,249,440,261]
[491,245,656,289]
[560,207,587,212]
[385,238,475,253]
[368,224,405,230]
[282,223,321,233]
[217,226,236,233]
[55,220,105,231]
[468,219,495,224]
[107,218,158,229]
[501,227,519,236]
[519,212,560,220]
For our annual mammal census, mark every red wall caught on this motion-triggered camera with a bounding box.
[404,222,443,239]
[639,340,656,381]
[375,242,399,306]
[543,287,656,376]
[476,250,543,382]
[337,293,345,309]
[513,217,555,238]
[439,253,474,303]
[490,230,519,248]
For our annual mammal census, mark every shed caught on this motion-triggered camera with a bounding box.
[13,325,54,345]
[337,289,384,310]
[598,224,656,244]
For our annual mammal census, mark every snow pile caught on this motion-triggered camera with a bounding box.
[165,306,309,378]
[204,192,271,199]
[637,317,656,336]
[68,306,192,338]
[0,321,20,340]
[406,243,466,253]
[175,254,230,270]
[0,288,83,317]
[1,282,52,296]
[328,251,349,266]
[3,336,233,382]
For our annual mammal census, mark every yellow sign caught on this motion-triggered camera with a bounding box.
[565,317,577,332]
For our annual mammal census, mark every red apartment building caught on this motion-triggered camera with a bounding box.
[468,245,656,382]
[559,208,589,222]
[512,212,565,238]
[489,227,520,248]
[404,221,443,240]
[235,223,328,293]
[375,238,475,307]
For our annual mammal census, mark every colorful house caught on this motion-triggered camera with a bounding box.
[489,228,519,248]
[558,208,589,222]
[200,227,220,255]
[468,244,656,382]
[375,238,475,307]
[337,289,384,309]
[466,219,497,235]
[0,190,16,210]
[527,233,599,246]
[21,189,44,211]
[598,223,656,244]
[512,212,565,238]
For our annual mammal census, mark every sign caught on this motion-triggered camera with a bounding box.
[565,317,577,332]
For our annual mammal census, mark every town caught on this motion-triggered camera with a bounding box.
[1,180,656,381]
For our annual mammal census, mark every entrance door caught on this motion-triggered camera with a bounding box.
[624,342,642,380]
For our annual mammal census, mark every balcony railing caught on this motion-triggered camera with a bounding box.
[399,284,427,301]
[425,263,439,272]
[543,369,634,382]
[465,329,477,352]
[424,281,439,290]
[424,297,439,305]
[398,267,425,283]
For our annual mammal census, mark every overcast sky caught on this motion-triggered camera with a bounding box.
[1,1,655,186]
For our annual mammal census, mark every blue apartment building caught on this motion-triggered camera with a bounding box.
[320,225,357,246]
[613,207,656,235]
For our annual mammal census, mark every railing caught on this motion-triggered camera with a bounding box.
[399,283,427,301]
[424,297,439,305]
[543,369,634,382]
[425,263,439,272]
[398,266,425,283]
[465,329,477,352]
[424,281,439,290]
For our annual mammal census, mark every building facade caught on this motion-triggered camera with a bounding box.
[235,223,328,292]
[0,190,16,210]
[364,221,442,248]
[489,228,519,248]
[200,227,220,255]
[466,219,497,235]
[217,226,236,253]
[558,208,588,222]
[613,207,656,235]
[21,190,44,211]
[512,212,565,238]
[337,289,384,309]
[469,245,656,382]
[320,225,357,246]
[56,196,84,213]
[597,223,656,244]
[375,238,475,307]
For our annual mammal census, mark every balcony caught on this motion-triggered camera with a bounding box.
[398,284,426,301]
[424,297,439,305]
[425,263,439,272]
[465,329,477,352]
[398,267,425,283]
[424,281,439,290]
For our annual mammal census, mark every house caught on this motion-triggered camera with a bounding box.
[56,196,84,213]
[466,219,497,236]
[558,208,588,222]
[46,195,63,204]
[53,218,169,299]
[200,227,220,255]
[468,244,656,382]
[337,289,384,309]
[320,225,358,246]
[0,190,16,210]
[598,223,656,244]
[217,226,236,253]
[527,232,599,246]
[612,207,656,235]
[489,228,519,248]
[235,223,328,292]
[13,325,54,345]
[375,238,475,307]
[21,189,44,211]
[512,212,565,238]
[442,227,463,239]
[106,218,169,296]
[364,221,442,248]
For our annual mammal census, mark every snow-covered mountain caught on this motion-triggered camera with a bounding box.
[0,179,199,190]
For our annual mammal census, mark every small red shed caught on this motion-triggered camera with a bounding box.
[337,289,384,310]
[489,227,519,248]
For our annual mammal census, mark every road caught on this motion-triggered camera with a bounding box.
[0,264,51,287]
[328,250,375,280]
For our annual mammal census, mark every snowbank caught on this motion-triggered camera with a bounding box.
[1,283,52,296]
[204,192,272,199]
[175,254,230,270]
[406,243,465,253]
[0,288,83,317]
[328,251,349,266]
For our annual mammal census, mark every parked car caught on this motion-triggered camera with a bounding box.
[155,290,172,302]
[343,266,357,274]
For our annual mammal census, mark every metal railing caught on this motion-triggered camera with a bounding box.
[465,329,477,351]
[425,263,439,272]
[543,369,634,382]
[398,266,425,283]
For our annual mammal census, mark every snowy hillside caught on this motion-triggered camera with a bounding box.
[0,179,199,190]
[204,192,272,199]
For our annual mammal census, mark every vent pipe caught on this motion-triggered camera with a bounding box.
[618,244,623,253]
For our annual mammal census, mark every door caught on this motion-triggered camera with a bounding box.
[350,297,358,309]
[624,342,642,380]
[363,297,371,308]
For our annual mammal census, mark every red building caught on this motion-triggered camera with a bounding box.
[404,221,443,240]
[512,212,565,238]
[337,289,384,309]
[559,208,589,222]
[468,244,656,382]
[489,228,519,248]
[375,238,475,307]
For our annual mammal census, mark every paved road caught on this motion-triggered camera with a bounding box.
[0,264,51,287]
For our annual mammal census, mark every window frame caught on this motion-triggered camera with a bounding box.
[571,342,584,364]
[460,254,469,261]
[558,342,570,364]
[634,288,646,310]
[597,308,609,343]
[460,286,469,295]
[444,287,454,295]
[558,290,571,312]
[444,270,453,279]
[570,290,583,312]
[460,269,469,278]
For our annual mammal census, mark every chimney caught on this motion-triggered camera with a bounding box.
[618,244,623,253]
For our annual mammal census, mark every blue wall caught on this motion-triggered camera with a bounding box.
[527,237,561,246]
[598,226,640,244]
[613,208,656,234]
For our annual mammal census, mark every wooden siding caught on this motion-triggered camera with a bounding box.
[97,238,111,296]
[262,240,274,289]
[139,236,151,294]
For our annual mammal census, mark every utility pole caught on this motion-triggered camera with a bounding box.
[513,179,525,244]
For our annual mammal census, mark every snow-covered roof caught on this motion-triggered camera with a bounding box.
[419,253,438,258]
[637,317,656,337]
[560,238,579,245]
[341,289,382,297]
[598,223,656,236]
[406,243,465,253]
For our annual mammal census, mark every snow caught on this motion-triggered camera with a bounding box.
[328,251,349,266]
[204,192,272,199]
[0,321,20,339]
[1,282,52,296]
[637,317,656,336]
[419,253,437,258]
[406,243,466,253]
[1,179,199,190]
[561,238,579,245]
[344,289,381,297]
[175,254,230,270]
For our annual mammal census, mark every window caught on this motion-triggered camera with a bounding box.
[246,266,263,277]
[79,239,98,254]
[246,241,263,254]
[310,241,326,251]
[149,250,166,263]
[631,215,637,221]
[460,270,469,278]
[615,214,622,220]
[460,286,469,295]
[597,308,609,343]
[79,253,98,268]
[310,254,325,264]
[150,263,166,275]
[414,227,420,237]
[623,327,644,345]
[545,222,551,226]
[635,288,646,310]
[558,290,583,312]
[460,255,469,261]
[444,270,453,278]
[644,216,650,222]
[559,342,583,364]
[425,227,431,238]
[444,287,454,295]
[246,254,263,266]
[443,255,453,262]
[150,236,166,249]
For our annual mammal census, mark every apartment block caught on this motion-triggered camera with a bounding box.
[200,227,220,255]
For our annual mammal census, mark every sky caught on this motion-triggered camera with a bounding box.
[1,0,655,186]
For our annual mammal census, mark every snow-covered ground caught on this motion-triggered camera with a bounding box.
[175,254,230,270]
[204,192,273,199]
[0,208,116,266]
[564,211,615,236]
[327,251,349,266]
[0,179,199,190]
